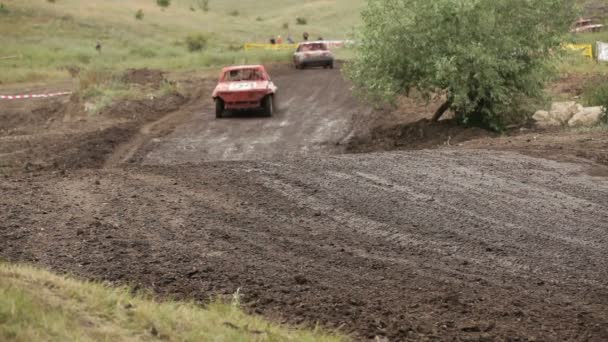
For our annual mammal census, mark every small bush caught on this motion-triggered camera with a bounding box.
[0,3,8,14]
[47,0,56,3]
[78,68,114,91]
[227,43,243,52]
[129,47,157,58]
[228,10,239,16]
[282,22,289,29]
[156,0,170,9]
[296,17,307,25]
[185,34,208,52]
[256,16,263,22]
[583,83,608,122]
[201,0,209,12]
[76,54,91,64]
[135,9,144,20]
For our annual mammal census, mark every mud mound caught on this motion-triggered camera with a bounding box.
[122,68,166,87]
[101,93,186,122]
[0,125,137,173]
[122,68,165,86]
[0,99,66,135]
[347,118,495,153]
[0,91,188,175]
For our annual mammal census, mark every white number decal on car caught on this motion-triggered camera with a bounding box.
[229,82,256,91]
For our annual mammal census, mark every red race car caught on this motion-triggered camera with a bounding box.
[212,65,278,118]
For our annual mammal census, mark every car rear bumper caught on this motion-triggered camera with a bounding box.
[224,100,263,110]
[298,56,334,66]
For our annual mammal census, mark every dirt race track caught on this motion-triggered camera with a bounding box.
[2,67,608,341]
[142,66,369,164]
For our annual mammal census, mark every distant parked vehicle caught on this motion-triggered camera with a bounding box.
[212,65,277,118]
[571,18,604,33]
[293,41,335,69]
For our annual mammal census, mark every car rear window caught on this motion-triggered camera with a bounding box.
[223,69,265,82]
[298,43,328,52]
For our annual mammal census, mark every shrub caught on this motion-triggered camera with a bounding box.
[78,68,114,92]
[227,43,243,51]
[135,9,144,20]
[156,0,170,9]
[0,3,8,14]
[228,10,239,16]
[296,17,307,25]
[130,47,157,58]
[282,22,289,29]
[185,34,208,52]
[201,0,209,12]
[583,83,608,122]
[76,54,91,64]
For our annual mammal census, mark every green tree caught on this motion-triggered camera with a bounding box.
[347,0,578,130]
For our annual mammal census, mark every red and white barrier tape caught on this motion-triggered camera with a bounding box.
[0,91,72,100]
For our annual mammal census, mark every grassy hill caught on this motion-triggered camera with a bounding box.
[0,263,346,341]
[0,0,365,84]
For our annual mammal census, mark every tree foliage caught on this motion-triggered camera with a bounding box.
[347,0,578,130]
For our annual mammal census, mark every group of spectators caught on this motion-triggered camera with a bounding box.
[269,32,323,45]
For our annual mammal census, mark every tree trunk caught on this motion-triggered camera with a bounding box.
[432,98,452,122]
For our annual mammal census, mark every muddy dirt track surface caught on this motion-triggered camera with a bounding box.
[2,151,608,340]
[143,66,370,164]
[2,67,608,341]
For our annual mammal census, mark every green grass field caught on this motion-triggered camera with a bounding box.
[0,263,347,342]
[0,0,364,84]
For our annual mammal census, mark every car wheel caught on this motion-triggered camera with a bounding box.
[215,99,225,119]
[329,62,334,69]
[262,95,273,117]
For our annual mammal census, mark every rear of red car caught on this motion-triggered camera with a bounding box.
[214,81,273,110]
[212,66,277,118]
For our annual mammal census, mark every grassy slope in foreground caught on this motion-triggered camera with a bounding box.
[0,0,364,84]
[0,263,346,342]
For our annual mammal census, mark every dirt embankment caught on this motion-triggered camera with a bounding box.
[345,74,608,169]
[0,71,188,174]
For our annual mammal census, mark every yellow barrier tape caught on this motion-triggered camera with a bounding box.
[564,44,593,58]
[244,43,298,51]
